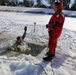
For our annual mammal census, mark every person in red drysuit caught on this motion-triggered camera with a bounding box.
[43,0,65,61]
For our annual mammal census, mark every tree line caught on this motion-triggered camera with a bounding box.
[0,0,76,11]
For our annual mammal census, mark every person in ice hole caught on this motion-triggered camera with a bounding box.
[7,26,30,52]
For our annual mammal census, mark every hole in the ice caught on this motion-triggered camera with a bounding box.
[27,43,46,56]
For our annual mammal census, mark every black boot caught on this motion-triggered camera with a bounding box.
[46,52,55,57]
[43,54,55,61]
[45,49,55,56]
[45,51,50,56]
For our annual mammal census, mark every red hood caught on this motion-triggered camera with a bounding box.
[58,0,63,11]
[54,0,63,12]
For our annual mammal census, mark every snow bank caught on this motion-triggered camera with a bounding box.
[0,6,76,17]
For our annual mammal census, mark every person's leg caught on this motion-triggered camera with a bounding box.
[7,47,14,51]
[49,38,57,55]
[43,32,58,61]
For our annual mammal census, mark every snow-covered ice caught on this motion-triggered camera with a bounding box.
[0,8,76,75]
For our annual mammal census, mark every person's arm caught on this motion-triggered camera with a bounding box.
[52,21,63,29]
[22,26,27,40]
[46,19,53,29]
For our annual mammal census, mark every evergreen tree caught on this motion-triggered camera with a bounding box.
[0,0,6,5]
[46,0,55,8]
[23,0,34,7]
[36,0,42,7]
[70,2,76,11]
[46,0,70,9]
[63,0,70,10]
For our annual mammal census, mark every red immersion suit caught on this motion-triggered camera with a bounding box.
[48,0,65,55]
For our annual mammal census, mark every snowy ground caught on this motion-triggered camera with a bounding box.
[0,11,76,75]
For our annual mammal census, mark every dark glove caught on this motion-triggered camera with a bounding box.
[24,26,27,32]
[48,30,52,34]
[46,24,48,28]
[48,30,52,38]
